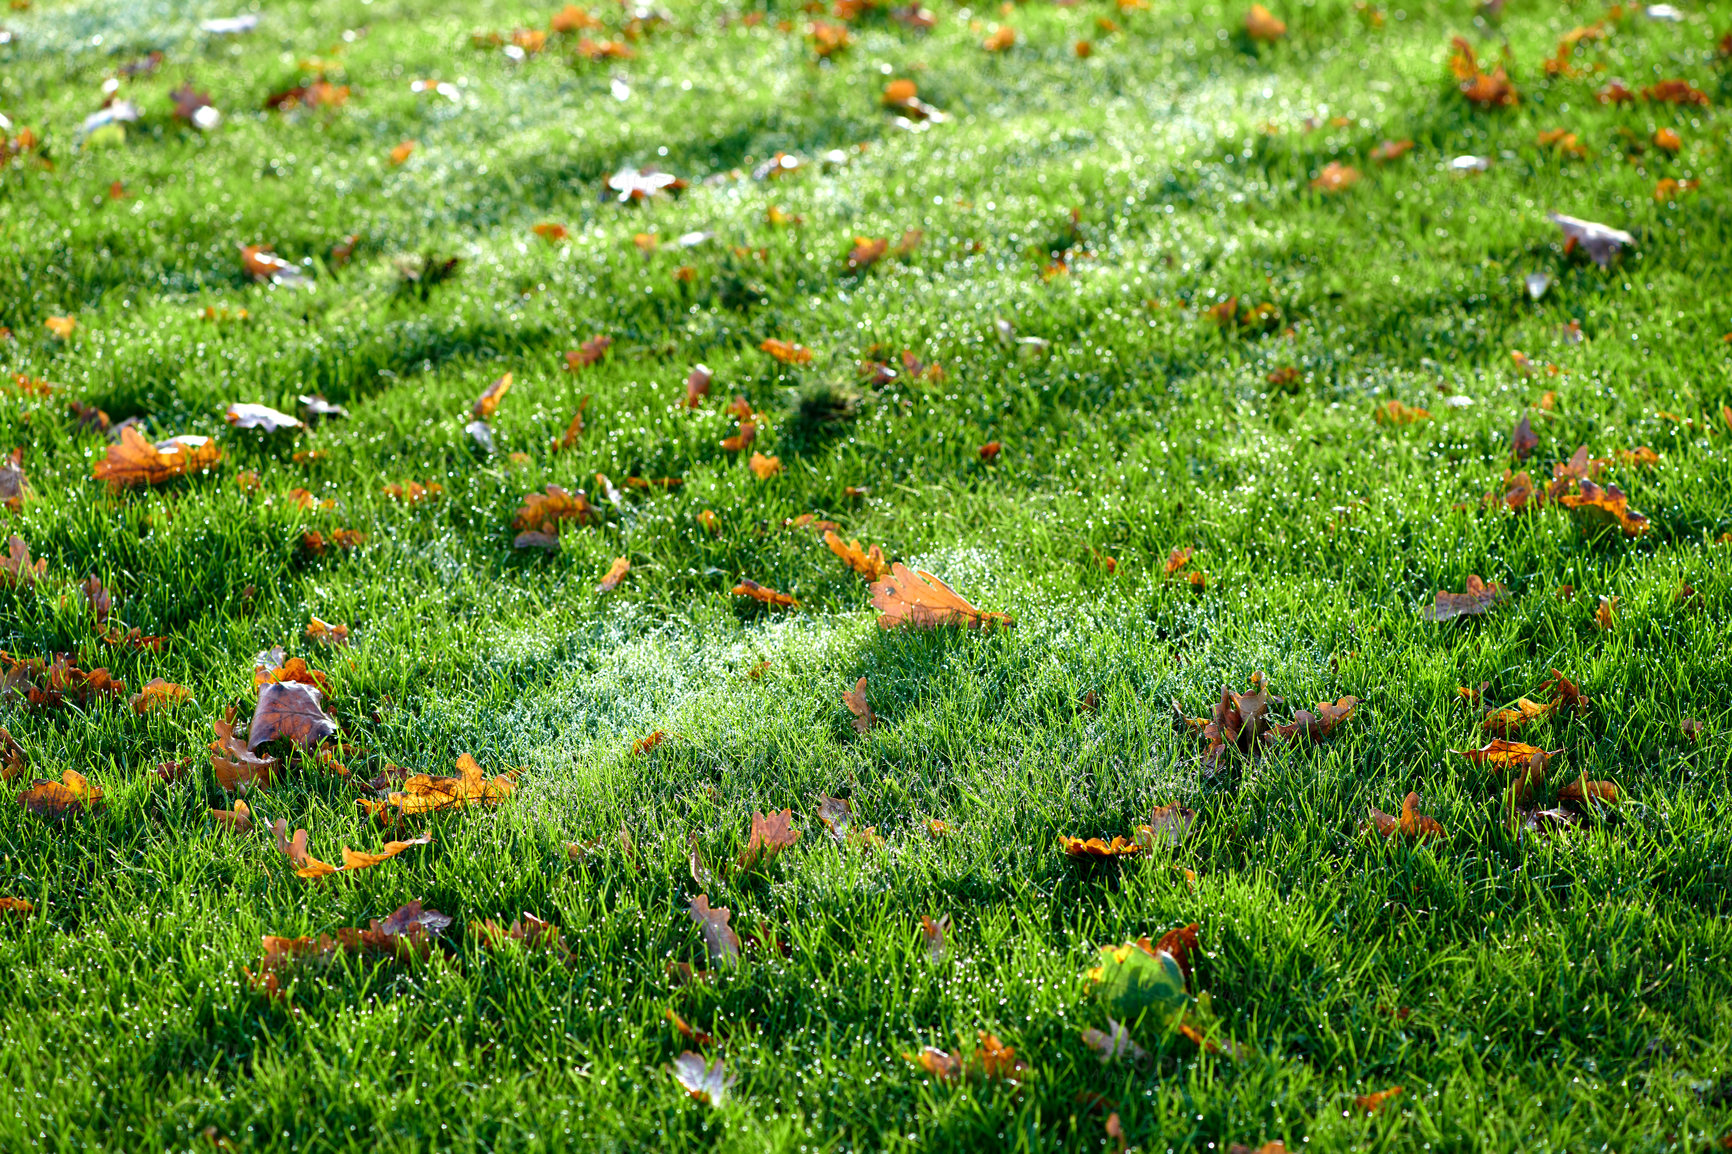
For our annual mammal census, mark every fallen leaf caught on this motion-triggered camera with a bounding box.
[472,912,573,964]
[824,531,890,581]
[0,897,34,918]
[1141,803,1196,847]
[982,24,1017,50]
[868,563,1012,630]
[298,832,433,879]
[1511,415,1538,461]
[0,728,25,782]
[306,617,350,646]
[1311,162,1360,192]
[225,403,302,433]
[1370,139,1413,161]
[389,140,417,165]
[1274,697,1359,742]
[1680,717,1703,741]
[210,709,280,791]
[592,556,631,593]
[978,441,1001,462]
[0,653,125,709]
[670,1052,733,1106]
[472,373,513,420]
[633,730,666,755]
[1549,213,1634,268]
[905,1046,962,1081]
[45,316,76,340]
[19,769,105,821]
[0,448,30,512]
[249,681,338,750]
[748,451,783,479]
[1368,793,1442,839]
[129,677,189,714]
[1541,669,1589,714]
[1594,594,1618,630]
[1481,697,1550,736]
[552,398,590,451]
[1374,400,1431,425]
[837,676,878,734]
[683,364,713,408]
[1421,575,1508,621]
[211,798,253,832]
[760,338,812,365]
[736,808,800,869]
[93,427,222,491]
[920,915,949,963]
[732,578,800,608]
[664,1009,715,1047]
[688,894,741,966]
[1355,1086,1404,1113]
[369,753,516,818]
[1246,3,1286,40]
[1453,739,1562,771]
[0,536,46,588]
[1559,479,1650,536]
[1558,774,1618,807]
[564,336,611,371]
[254,653,329,694]
[1643,78,1708,104]
[1060,835,1142,857]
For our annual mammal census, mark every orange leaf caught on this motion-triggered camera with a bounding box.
[1370,139,1413,162]
[18,769,104,821]
[905,1046,962,1081]
[1421,575,1507,621]
[760,338,812,365]
[732,578,799,608]
[129,677,189,714]
[597,556,631,593]
[982,25,1017,50]
[533,222,569,243]
[868,563,1013,630]
[632,729,666,755]
[1355,1086,1404,1113]
[211,798,253,833]
[1369,793,1442,839]
[0,535,46,588]
[748,451,783,479]
[688,894,741,966]
[1245,4,1286,40]
[736,808,801,870]
[1559,479,1650,536]
[1311,162,1360,192]
[1374,399,1430,426]
[44,316,76,340]
[306,617,350,646]
[1061,835,1142,857]
[0,727,26,782]
[472,372,512,420]
[92,426,222,491]
[1274,696,1359,741]
[389,140,417,165]
[564,336,611,371]
[824,530,890,581]
[1452,739,1561,771]
[1594,594,1618,630]
[842,677,875,734]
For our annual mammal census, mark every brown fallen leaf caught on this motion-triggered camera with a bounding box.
[688,894,741,967]
[211,798,253,832]
[1141,803,1196,847]
[1481,697,1551,737]
[1557,774,1618,806]
[1,536,47,588]
[472,912,573,964]
[1368,792,1442,839]
[632,730,666,755]
[1453,739,1562,771]
[364,754,516,819]
[296,832,433,880]
[0,897,34,918]
[732,578,800,608]
[868,563,1012,630]
[0,653,126,709]
[0,448,29,512]
[93,426,222,491]
[249,681,338,750]
[1311,162,1360,193]
[1511,415,1539,461]
[664,1008,715,1047]
[1560,479,1650,536]
[760,338,812,365]
[210,709,281,791]
[905,1046,962,1081]
[1275,697,1359,742]
[1200,672,1280,771]
[0,727,26,782]
[1595,595,1617,630]
[842,676,875,734]
[736,808,801,870]
[1245,3,1286,40]
[1355,1086,1404,1113]
[1060,835,1142,857]
[19,769,105,821]
[1164,546,1194,576]
[1422,575,1508,622]
[824,531,891,581]
[1681,717,1703,741]
[1374,400,1430,426]
[597,556,631,593]
[129,677,189,714]
[472,373,512,420]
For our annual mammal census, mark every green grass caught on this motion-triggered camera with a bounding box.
[1,0,1730,1149]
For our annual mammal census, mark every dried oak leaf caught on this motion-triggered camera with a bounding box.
[1546,444,1608,500]
[665,1009,715,1047]
[1559,479,1650,536]
[1,536,46,588]
[0,449,29,512]
[1421,575,1507,621]
[255,655,329,694]
[760,338,812,365]
[19,770,105,821]
[1355,1086,1404,1113]
[1368,792,1442,839]
[1142,803,1196,847]
[1481,697,1550,736]
[1558,773,1618,807]
[512,486,594,535]
[471,372,513,420]
[825,531,891,581]
[472,912,573,964]
[732,578,800,608]
[306,617,349,646]
[368,753,516,818]
[905,1046,962,1081]
[633,730,666,755]
[1453,739,1562,771]
[1374,400,1430,426]
[0,653,126,708]
[736,808,801,869]
[93,426,222,491]
[748,451,783,479]
[1061,835,1142,858]
[842,676,875,734]
[1541,669,1589,714]
[688,894,741,967]
[1511,415,1539,461]
[1275,697,1359,742]
[211,798,253,832]
[565,336,611,371]
[0,897,34,918]
[0,727,26,782]
[250,681,337,750]
[211,709,280,791]
[129,677,189,714]
[868,563,1012,630]
[1201,671,1280,770]
[1164,546,1194,575]
[297,832,433,880]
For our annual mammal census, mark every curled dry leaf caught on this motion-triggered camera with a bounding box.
[361,754,517,821]
[1164,546,1194,576]
[1511,415,1538,461]
[633,730,667,755]
[296,832,433,880]
[1421,575,1507,621]
[211,798,252,832]
[0,897,34,918]
[19,769,105,821]
[919,914,949,963]
[748,451,783,479]
[1274,697,1359,742]
[1595,595,1617,630]
[211,709,280,791]
[0,727,26,782]
[671,1052,734,1106]
[1559,479,1650,536]
[0,654,125,708]
[736,808,801,869]
[1061,835,1142,857]
[224,403,303,433]
[665,1008,715,1047]
[1201,671,1280,771]
[1368,792,1443,839]
[842,677,875,733]
[1558,774,1618,807]
[905,1046,962,1081]
[472,912,574,964]
[1,536,46,588]
[565,336,611,370]
[129,677,189,714]
[552,399,590,453]
[732,579,799,608]
[868,563,1012,630]
[1311,162,1359,192]
[249,681,338,750]
[1453,739,1562,771]
[824,531,891,581]
[1246,3,1286,40]
[1481,697,1551,736]
[760,338,812,365]
[0,449,29,512]
[1355,1086,1404,1113]
[688,894,741,967]
[597,556,631,593]
[1547,445,1607,500]
[256,653,328,693]
[683,364,713,408]
[93,426,222,490]
[306,617,349,646]
[1549,213,1633,268]
[471,372,513,420]
[1374,400,1430,426]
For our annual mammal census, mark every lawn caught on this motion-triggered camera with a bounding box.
[0,0,1729,1149]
